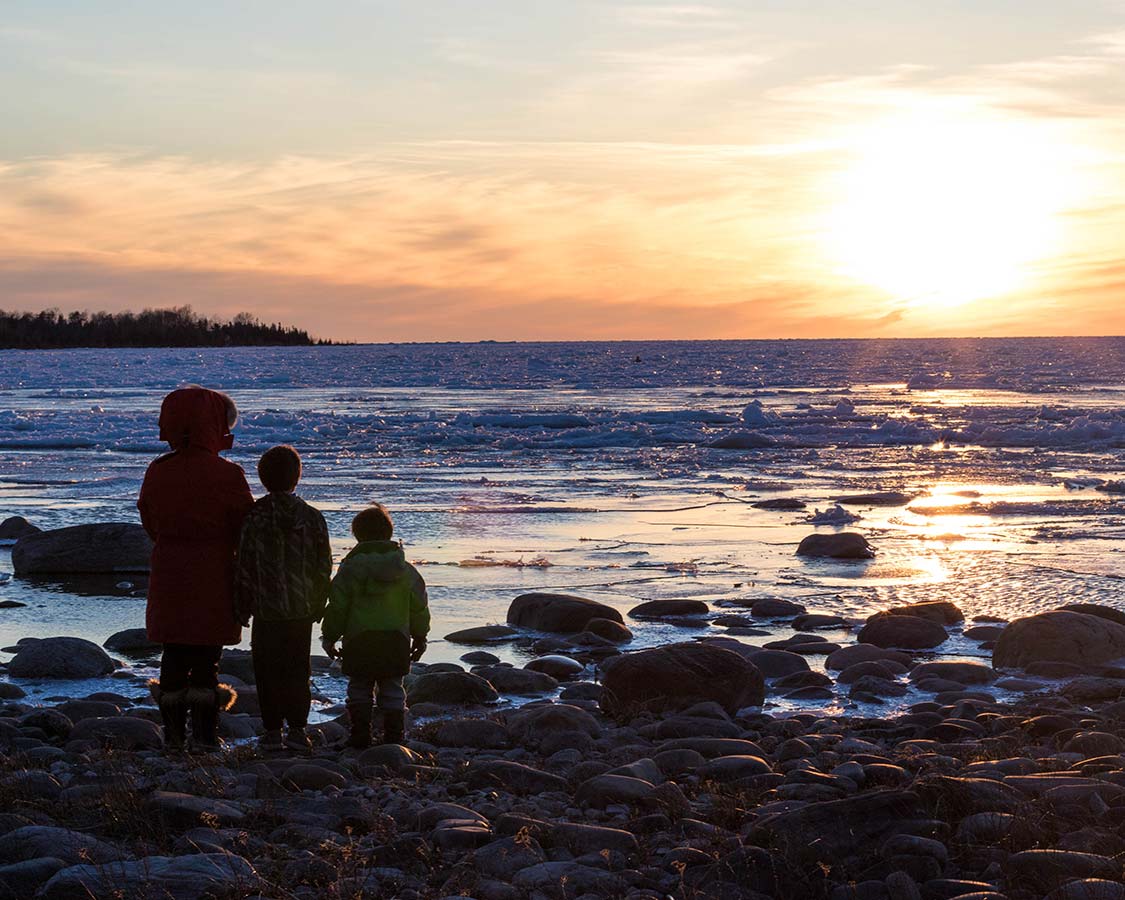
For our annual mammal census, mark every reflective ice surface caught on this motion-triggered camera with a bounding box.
[1,339,1123,714]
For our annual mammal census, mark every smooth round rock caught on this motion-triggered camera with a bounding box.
[858,615,947,649]
[601,642,764,715]
[9,637,115,679]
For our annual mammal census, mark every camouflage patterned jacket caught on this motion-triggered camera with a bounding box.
[233,492,332,624]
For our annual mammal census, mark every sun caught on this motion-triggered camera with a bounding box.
[822,107,1075,310]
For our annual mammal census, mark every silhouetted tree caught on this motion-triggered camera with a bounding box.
[0,306,333,348]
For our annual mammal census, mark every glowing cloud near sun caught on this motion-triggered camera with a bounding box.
[822,107,1083,312]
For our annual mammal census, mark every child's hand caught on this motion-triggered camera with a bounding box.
[320,637,339,659]
[410,636,427,662]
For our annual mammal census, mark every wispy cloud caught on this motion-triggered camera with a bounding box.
[4,15,1125,339]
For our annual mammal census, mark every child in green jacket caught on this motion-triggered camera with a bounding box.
[321,503,430,748]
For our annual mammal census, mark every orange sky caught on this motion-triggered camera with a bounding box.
[3,3,1125,341]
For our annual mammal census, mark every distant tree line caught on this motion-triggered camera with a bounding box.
[0,307,332,348]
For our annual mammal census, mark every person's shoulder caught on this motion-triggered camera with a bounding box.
[403,556,425,580]
[214,456,251,484]
[291,494,327,521]
[246,495,274,516]
[140,451,178,487]
[144,451,178,473]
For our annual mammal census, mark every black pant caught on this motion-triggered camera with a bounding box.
[252,618,313,731]
[160,643,222,692]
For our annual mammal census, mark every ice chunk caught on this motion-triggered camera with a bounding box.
[807,504,862,525]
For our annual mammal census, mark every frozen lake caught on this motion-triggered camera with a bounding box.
[1,338,1124,715]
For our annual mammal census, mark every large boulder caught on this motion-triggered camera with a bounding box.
[751,598,806,618]
[12,523,152,575]
[39,854,258,900]
[909,661,997,685]
[218,648,255,684]
[858,614,947,649]
[745,649,810,678]
[103,628,161,657]
[407,672,499,707]
[507,593,623,633]
[628,599,709,619]
[69,717,163,751]
[1058,604,1125,626]
[0,826,121,866]
[601,642,764,716]
[826,643,913,670]
[749,790,925,861]
[472,665,557,695]
[444,625,521,644]
[884,600,963,624]
[8,637,115,679]
[0,517,40,542]
[796,532,875,559]
[994,610,1125,669]
[506,703,602,742]
[524,655,585,680]
[585,618,633,643]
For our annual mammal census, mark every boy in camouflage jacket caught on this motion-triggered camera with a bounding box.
[234,445,332,751]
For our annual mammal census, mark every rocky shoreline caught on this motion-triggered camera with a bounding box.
[0,601,1123,898]
[3,521,1125,898]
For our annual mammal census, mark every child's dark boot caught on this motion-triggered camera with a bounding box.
[347,703,373,749]
[151,681,188,751]
[382,709,405,746]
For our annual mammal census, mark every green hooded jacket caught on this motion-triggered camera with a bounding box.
[321,540,430,643]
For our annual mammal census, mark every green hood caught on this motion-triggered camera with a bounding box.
[339,540,408,582]
[321,540,430,642]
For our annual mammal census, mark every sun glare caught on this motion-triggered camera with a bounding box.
[823,108,1077,311]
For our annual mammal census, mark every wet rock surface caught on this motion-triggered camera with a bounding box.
[506,592,623,633]
[994,610,1125,669]
[11,522,152,575]
[601,641,765,715]
[3,604,1125,898]
[0,674,1122,899]
[796,532,876,559]
[8,637,116,679]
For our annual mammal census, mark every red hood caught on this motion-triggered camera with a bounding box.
[158,388,234,453]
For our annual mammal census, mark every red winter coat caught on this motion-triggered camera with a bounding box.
[138,388,254,646]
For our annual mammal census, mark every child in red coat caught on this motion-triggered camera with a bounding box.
[138,386,253,750]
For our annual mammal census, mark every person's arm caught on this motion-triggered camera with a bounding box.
[311,510,332,622]
[227,467,255,537]
[232,515,258,626]
[320,565,352,647]
[137,469,157,540]
[408,566,430,660]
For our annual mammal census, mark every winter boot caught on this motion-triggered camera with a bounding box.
[188,684,237,752]
[347,703,373,750]
[285,727,313,752]
[381,709,406,746]
[150,681,188,751]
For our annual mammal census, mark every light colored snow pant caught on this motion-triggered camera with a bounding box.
[346,675,406,711]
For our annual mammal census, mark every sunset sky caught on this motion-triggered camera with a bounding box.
[3,1,1125,341]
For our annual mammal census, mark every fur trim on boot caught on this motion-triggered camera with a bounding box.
[216,683,237,711]
[185,683,238,711]
[150,679,189,751]
[186,684,236,751]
